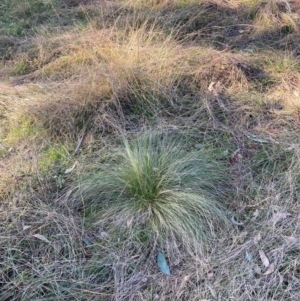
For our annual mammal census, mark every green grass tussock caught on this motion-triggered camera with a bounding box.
[76,131,230,257]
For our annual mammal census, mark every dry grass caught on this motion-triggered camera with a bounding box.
[1,0,300,300]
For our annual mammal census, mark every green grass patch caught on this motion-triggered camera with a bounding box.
[38,144,69,172]
[5,114,44,145]
[0,0,60,35]
[0,0,89,36]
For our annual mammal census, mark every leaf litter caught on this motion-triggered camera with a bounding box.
[259,250,270,268]
[33,234,51,244]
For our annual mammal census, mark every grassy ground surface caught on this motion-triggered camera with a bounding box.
[1,0,300,300]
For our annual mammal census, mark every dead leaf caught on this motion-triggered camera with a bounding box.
[53,241,62,253]
[259,250,270,268]
[157,252,170,275]
[82,237,92,246]
[22,225,31,231]
[246,251,253,262]
[208,82,215,91]
[251,209,259,221]
[263,263,275,275]
[65,161,78,174]
[231,215,244,226]
[33,234,51,244]
[254,232,261,244]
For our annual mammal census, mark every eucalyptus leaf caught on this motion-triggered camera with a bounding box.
[231,216,244,226]
[33,234,51,244]
[82,237,92,246]
[157,252,170,275]
[246,251,253,262]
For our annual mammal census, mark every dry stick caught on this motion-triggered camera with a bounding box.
[73,130,88,156]
[73,115,94,156]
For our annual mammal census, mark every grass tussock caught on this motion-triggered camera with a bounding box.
[6,26,189,138]
[251,0,299,34]
[75,131,230,257]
